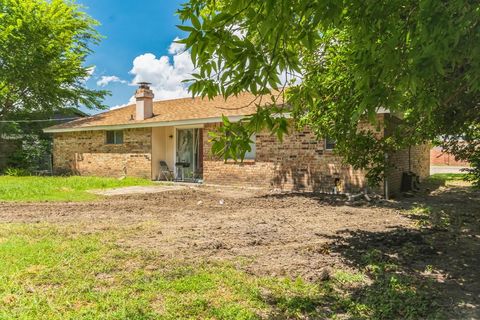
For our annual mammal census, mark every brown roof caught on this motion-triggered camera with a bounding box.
[45,92,283,132]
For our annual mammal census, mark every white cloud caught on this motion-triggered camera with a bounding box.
[87,66,96,77]
[110,96,136,110]
[168,37,185,55]
[82,66,96,83]
[231,27,246,39]
[129,38,194,101]
[96,75,127,87]
[279,69,303,87]
[101,37,303,109]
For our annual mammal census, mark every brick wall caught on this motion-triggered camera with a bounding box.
[52,128,152,178]
[383,114,431,196]
[203,114,430,195]
[430,147,470,166]
[51,113,430,194]
[386,144,431,196]
[203,123,368,193]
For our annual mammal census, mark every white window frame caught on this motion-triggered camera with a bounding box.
[244,134,256,160]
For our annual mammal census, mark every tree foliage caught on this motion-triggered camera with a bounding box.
[178,0,480,185]
[0,0,107,119]
[210,108,289,162]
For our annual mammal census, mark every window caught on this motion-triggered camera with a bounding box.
[325,136,336,150]
[244,134,256,160]
[106,130,123,144]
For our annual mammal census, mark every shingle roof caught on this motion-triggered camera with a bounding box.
[44,92,283,132]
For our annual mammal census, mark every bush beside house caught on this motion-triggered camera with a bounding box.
[0,109,87,174]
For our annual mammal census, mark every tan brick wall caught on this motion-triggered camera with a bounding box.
[386,144,431,196]
[383,114,431,196]
[52,128,152,178]
[50,113,430,195]
[203,123,368,193]
[203,114,430,195]
[203,160,276,188]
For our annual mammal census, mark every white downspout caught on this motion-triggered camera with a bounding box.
[384,152,389,200]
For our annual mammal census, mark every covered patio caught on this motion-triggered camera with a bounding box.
[151,126,203,182]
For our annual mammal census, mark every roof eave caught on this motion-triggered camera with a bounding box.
[43,115,248,133]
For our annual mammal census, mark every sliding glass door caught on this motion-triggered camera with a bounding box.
[176,128,202,181]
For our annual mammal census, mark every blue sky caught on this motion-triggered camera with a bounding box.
[78,0,190,114]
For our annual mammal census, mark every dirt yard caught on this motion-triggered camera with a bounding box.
[1,181,479,318]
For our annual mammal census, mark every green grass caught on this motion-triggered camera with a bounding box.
[333,270,366,285]
[429,173,468,182]
[0,176,153,202]
[0,224,441,320]
[0,224,321,319]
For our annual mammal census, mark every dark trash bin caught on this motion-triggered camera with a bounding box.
[401,171,420,192]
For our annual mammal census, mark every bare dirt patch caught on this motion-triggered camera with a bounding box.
[1,183,479,318]
[0,186,410,278]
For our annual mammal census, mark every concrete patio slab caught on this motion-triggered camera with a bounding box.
[90,184,188,196]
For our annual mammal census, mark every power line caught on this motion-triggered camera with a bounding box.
[0,117,82,123]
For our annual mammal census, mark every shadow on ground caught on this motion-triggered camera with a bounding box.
[259,180,480,319]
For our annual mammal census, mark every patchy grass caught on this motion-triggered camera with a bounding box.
[428,173,473,187]
[0,224,316,319]
[405,205,451,229]
[429,173,468,182]
[353,248,439,320]
[0,176,153,202]
[0,224,441,319]
[333,270,366,285]
[425,173,473,190]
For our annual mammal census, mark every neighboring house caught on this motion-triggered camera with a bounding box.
[431,146,470,166]
[44,83,429,197]
[0,108,88,171]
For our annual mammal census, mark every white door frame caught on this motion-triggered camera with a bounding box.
[173,125,203,180]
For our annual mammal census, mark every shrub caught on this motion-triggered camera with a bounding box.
[4,167,31,177]
[463,157,480,189]
[6,135,51,171]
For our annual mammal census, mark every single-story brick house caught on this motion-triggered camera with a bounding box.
[44,83,430,197]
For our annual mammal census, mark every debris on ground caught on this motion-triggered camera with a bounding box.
[1,183,479,319]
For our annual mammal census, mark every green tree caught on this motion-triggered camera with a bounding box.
[0,0,107,119]
[177,0,480,186]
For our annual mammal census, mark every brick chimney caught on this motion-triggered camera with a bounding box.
[135,82,154,120]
